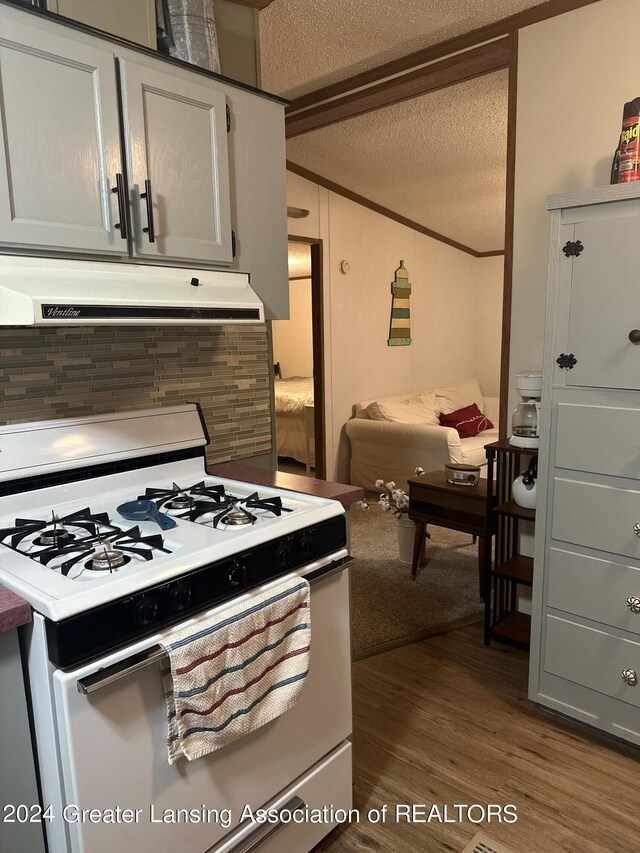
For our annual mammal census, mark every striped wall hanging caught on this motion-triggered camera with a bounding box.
[387,260,411,346]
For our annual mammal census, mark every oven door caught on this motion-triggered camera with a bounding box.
[49,551,352,853]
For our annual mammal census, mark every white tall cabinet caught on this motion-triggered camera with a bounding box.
[530,183,640,746]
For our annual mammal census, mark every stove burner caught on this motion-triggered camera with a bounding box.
[0,507,115,551]
[0,504,172,578]
[140,482,207,513]
[225,508,253,526]
[88,549,127,571]
[168,488,297,529]
[165,495,193,511]
[36,527,74,547]
[141,482,239,519]
[45,525,171,576]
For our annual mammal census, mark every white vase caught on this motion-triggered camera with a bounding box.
[395,514,425,565]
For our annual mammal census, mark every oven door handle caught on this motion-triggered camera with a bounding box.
[77,645,166,694]
[302,554,354,585]
[77,556,354,695]
[225,795,305,853]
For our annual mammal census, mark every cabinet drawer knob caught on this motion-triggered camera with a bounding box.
[629,330,640,345]
[634,523,640,537]
[627,596,640,613]
[622,669,638,686]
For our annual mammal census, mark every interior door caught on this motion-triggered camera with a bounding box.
[564,215,640,390]
[119,57,233,265]
[0,13,125,255]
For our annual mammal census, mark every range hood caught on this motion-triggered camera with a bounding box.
[0,256,264,325]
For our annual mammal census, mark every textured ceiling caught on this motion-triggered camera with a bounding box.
[288,241,311,278]
[286,71,508,252]
[260,0,546,99]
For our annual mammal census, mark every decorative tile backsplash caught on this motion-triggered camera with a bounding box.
[0,325,272,465]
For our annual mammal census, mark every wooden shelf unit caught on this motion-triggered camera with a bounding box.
[491,554,533,585]
[484,440,537,650]
[496,500,535,522]
[492,611,532,650]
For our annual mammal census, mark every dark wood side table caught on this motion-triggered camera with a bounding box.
[407,471,495,597]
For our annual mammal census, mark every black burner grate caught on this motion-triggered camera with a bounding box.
[0,509,169,576]
[140,482,294,528]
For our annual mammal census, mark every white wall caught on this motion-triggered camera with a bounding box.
[272,277,313,376]
[510,0,638,408]
[287,171,503,480]
[286,171,321,239]
[476,255,504,398]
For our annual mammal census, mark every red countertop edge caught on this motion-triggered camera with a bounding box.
[207,462,364,508]
[0,585,32,633]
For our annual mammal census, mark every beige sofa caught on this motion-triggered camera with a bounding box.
[345,379,499,490]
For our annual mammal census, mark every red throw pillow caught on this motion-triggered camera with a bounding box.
[438,403,493,438]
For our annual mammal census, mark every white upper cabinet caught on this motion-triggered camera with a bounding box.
[0,4,288,315]
[0,14,125,255]
[119,58,233,265]
[563,214,640,391]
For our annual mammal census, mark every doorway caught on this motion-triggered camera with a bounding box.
[272,236,325,479]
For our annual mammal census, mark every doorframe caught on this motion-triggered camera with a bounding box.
[287,27,524,438]
[286,234,326,479]
[498,31,518,438]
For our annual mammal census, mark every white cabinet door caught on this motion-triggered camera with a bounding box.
[0,13,125,255]
[225,89,288,318]
[565,215,640,391]
[119,58,233,265]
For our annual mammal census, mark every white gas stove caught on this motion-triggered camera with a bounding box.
[0,404,345,634]
[0,459,342,623]
[1,405,353,853]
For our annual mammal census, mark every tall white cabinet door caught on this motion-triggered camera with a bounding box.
[0,14,125,255]
[119,58,233,265]
[565,215,640,391]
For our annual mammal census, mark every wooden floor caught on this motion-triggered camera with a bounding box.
[315,625,640,853]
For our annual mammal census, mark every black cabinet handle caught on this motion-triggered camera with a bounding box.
[111,173,128,240]
[629,330,640,345]
[140,179,155,243]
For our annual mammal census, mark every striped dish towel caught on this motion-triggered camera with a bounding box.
[160,576,310,764]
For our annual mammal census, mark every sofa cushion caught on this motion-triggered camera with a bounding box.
[435,379,483,415]
[365,392,440,425]
[456,429,499,466]
[416,390,440,415]
[438,403,494,438]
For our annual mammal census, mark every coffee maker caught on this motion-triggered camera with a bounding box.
[509,371,542,449]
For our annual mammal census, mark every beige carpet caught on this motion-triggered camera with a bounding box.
[349,505,484,659]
